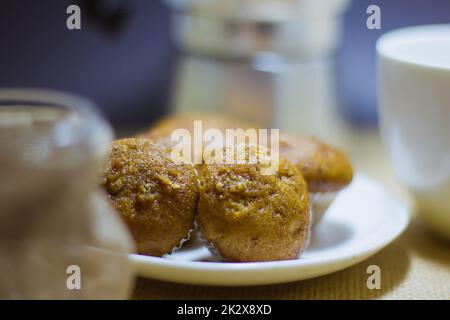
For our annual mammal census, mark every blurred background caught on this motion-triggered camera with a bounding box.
[1,0,450,135]
[1,1,449,299]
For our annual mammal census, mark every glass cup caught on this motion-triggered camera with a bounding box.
[0,89,135,299]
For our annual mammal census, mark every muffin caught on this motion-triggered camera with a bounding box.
[102,138,198,257]
[197,144,311,262]
[279,133,353,224]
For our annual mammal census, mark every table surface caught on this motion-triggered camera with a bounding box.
[129,127,450,300]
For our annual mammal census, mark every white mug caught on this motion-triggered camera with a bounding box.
[377,24,450,240]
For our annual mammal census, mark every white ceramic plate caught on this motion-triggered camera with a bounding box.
[130,174,410,286]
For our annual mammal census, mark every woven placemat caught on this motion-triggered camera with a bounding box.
[133,217,450,300]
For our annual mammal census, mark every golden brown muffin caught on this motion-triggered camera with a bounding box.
[144,113,258,146]
[197,144,311,262]
[102,138,198,257]
[279,133,353,193]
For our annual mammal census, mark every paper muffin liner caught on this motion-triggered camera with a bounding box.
[309,192,338,226]
[196,221,226,261]
[163,162,201,257]
[163,223,197,257]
